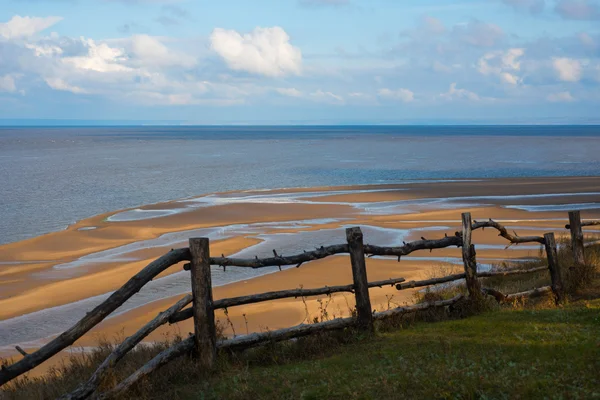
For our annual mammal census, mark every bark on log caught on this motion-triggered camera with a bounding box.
[170,278,407,324]
[372,294,464,320]
[0,248,190,386]
[504,286,552,301]
[565,220,600,229]
[478,266,548,278]
[363,236,462,257]
[14,347,27,357]
[63,294,192,400]
[544,233,564,303]
[567,211,586,267]
[205,244,350,269]
[199,236,463,270]
[462,213,482,300]
[346,227,373,331]
[189,238,216,370]
[219,317,356,351]
[395,273,466,291]
[481,287,506,302]
[482,286,553,303]
[472,219,545,245]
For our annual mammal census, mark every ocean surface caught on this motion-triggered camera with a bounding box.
[1,125,600,245]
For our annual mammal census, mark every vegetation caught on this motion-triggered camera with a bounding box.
[2,242,599,400]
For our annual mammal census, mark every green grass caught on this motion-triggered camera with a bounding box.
[4,298,600,400]
[175,300,600,400]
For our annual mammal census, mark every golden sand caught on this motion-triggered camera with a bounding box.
[1,176,599,377]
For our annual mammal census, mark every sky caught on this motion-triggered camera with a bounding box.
[0,0,599,124]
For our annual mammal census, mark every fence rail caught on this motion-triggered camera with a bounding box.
[1,210,598,400]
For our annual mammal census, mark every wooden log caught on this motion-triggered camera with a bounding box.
[96,294,464,399]
[567,211,586,267]
[481,287,506,302]
[472,219,545,245]
[170,277,407,324]
[544,232,564,303]
[219,316,356,351]
[367,277,407,288]
[205,244,349,269]
[372,294,464,320]
[14,346,27,357]
[0,248,190,386]
[478,266,548,278]
[396,273,466,291]
[189,238,216,370]
[363,236,462,257]
[170,285,355,324]
[504,286,553,301]
[346,227,373,331]
[565,220,600,229]
[63,294,192,400]
[461,213,482,300]
[394,266,548,293]
[201,235,463,270]
[92,337,195,400]
[482,286,553,303]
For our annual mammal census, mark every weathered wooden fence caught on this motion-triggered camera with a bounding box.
[0,211,597,399]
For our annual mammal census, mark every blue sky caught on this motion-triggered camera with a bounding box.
[0,0,599,124]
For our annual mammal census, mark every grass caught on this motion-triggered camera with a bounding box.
[2,243,600,400]
[191,302,600,400]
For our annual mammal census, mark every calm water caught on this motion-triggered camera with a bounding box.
[1,125,599,245]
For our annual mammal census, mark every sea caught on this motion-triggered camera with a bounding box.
[1,125,600,245]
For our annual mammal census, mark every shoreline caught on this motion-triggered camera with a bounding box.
[3,175,599,247]
[1,176,599,377]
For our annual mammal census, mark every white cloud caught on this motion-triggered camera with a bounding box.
[25,42,63,57]
[129,34,196,68]
[310,89,344,103]
[500,72,519,84]
[45,77,86,94]
[378,88,414,102]
[547,91,575,102]
[0,75,18,92]
[501,48,525,70]
[439,83,480,101]
[210,27,302,77]
[63,38,132,73]
[478,48,524,84]
[0,16,62,40]
[348,92,371,99]
[276,87,302,97]
[553,57,582,81]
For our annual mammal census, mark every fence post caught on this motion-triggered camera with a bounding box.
[189,238,216,369]
[461,212,482,300]
[568,210,585,267]
[346,227,373,331]
[543,232,564,304]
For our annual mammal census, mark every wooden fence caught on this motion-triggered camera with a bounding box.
[0,211,597,399]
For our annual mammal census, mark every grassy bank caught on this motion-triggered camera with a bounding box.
[3,244,600,400]
[195,301,600,400]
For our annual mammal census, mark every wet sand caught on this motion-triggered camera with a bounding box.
[1,176,599,377]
